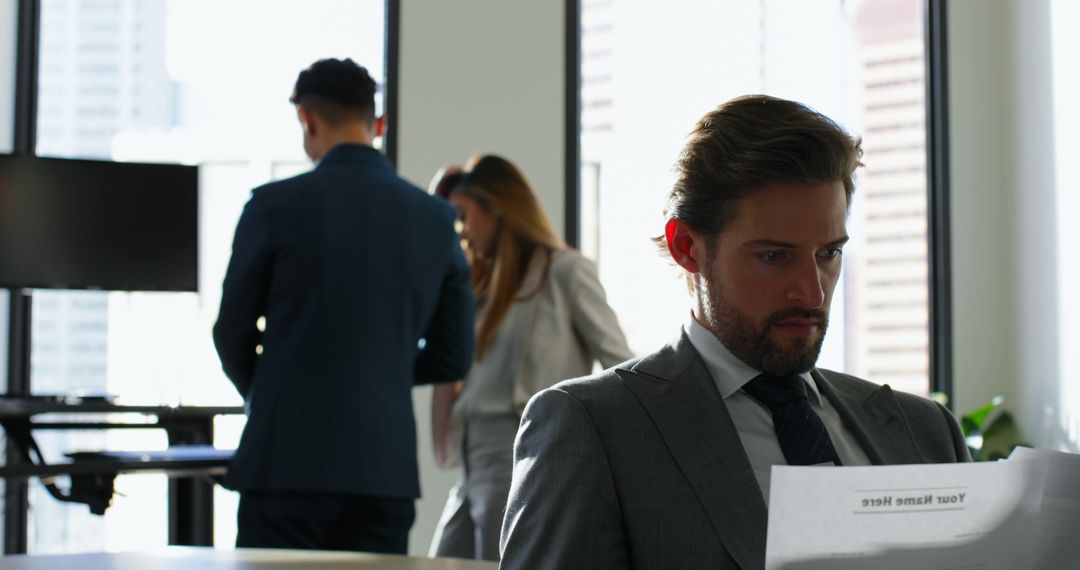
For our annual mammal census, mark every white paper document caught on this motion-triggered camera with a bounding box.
[765,450,1080,569]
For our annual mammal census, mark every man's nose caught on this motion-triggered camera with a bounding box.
[786,257,826,308]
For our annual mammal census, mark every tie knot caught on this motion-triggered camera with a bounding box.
[741,373,809,411]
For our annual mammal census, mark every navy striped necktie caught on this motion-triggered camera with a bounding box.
[742,373,842,467]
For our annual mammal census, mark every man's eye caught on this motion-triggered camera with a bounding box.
[819,248,842,259]
[759,251,784,263]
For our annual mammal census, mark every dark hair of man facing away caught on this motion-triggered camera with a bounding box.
[653,94,863,258]
[290,57,377,125]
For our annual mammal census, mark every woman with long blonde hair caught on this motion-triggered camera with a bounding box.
[428,155,632,561]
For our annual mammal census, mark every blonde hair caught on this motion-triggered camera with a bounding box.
[455,155,565,360]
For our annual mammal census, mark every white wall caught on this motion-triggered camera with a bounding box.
[1052,0,1080,452]
[947,0,1018,416]
[396,1,566,229]
[948,0,1071,448]
[396,0,566,555]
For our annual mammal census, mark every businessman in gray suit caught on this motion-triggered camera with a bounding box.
[499,95,970,569]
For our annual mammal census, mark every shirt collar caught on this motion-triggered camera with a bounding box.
[315,143,391,171]
[683,313,822,405]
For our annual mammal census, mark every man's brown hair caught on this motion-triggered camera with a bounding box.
[653,94,863,254]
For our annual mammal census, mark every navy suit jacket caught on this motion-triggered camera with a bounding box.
[213,144,474,498]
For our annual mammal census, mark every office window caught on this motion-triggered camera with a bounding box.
[579,0,932,395]
[30,0,386,553]
[1,0,15,386]
[0,0,14,153]
[1,0,14,544]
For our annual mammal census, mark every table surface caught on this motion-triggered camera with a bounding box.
[0,547,500,569]
[0,396,243,417]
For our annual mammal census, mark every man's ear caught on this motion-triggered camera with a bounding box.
[374,115,387,138]
[297,106,317,136]
[665,218,703,273]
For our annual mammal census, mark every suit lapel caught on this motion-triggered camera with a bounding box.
[813,370,925,464]
[620,333,767,570]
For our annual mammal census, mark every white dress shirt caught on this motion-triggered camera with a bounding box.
[683,316,871,504]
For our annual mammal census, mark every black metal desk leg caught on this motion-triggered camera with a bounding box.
[168,475,215,546]
[5,287,34,555]
[164,416,216,546]
[3,440,29,554]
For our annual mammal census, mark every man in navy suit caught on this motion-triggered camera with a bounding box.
[213,58,474,554]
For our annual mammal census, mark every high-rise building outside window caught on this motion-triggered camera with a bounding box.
[579,0,932,396]
[29,0,386,553]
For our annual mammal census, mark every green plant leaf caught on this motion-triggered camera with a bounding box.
[959,397,1026,461]
[962,400,999,432]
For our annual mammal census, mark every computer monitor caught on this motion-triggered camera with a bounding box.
[0,154,198,291]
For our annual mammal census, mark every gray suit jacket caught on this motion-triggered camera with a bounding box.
[500,332,970,570]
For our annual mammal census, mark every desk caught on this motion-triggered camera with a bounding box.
[0,396,244,552]
[0,547,499,569]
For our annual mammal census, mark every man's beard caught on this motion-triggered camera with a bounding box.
[699,277,829,377]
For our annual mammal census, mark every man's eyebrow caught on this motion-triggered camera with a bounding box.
[742,236,850,248]
[742,239,798,248]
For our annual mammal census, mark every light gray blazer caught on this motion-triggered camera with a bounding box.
[500,332,970,570]
[508,248,634,413]
[434,248,633,469]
